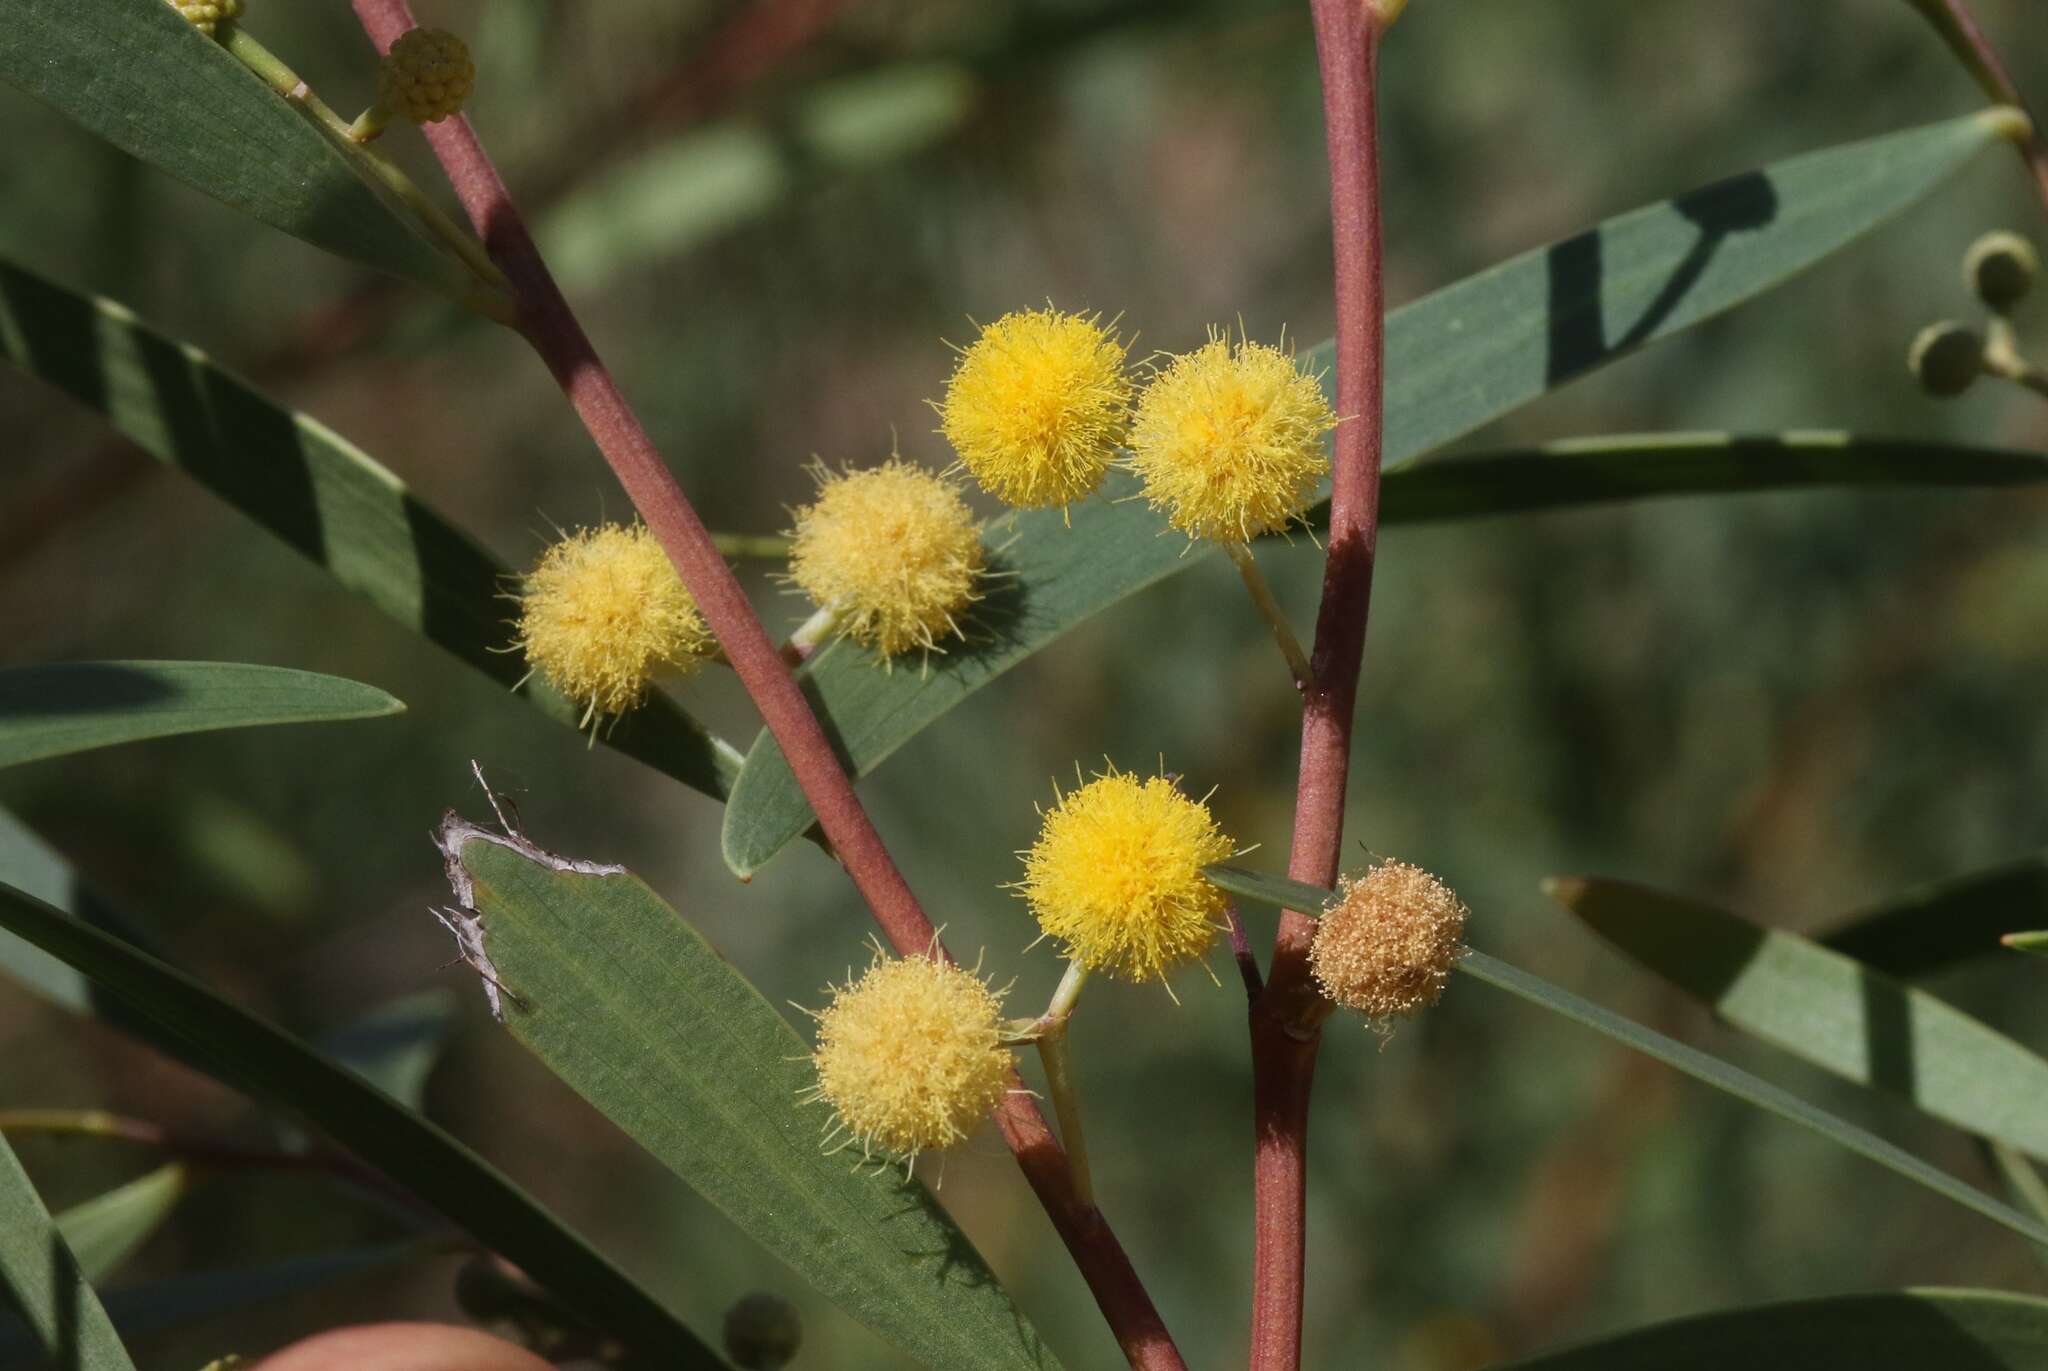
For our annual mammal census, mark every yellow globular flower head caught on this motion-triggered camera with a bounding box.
[937,307,1133,510]
[787,460,985,660]
[512,522,714,728]
[166,0,243,36]
[380,27,474,125]
[1310,860,1467,1027]
[806,951,1013,1163]
[1017,765,1235,983]
[1129,331,1337,543]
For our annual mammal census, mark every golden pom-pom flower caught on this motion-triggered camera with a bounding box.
[1016,765,1236,983]
[380,27,474,125]
[1128,331,1336,543]
[166,0,243,35]
[937,307,1133,510]
[1310,860,1467,1025]
[787,460,985,660]
[512,522,714,728]
[805,950,1014,1164]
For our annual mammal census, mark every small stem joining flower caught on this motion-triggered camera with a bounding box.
[1223,542,1313,689]
[1985,317,2048,400]
[1006,960,1099,1208]
[1036,1026,1094,1206]
[782,601,846,666]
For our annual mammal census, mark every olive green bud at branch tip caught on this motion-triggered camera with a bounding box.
[1965,231,2039,313]
[1908,320,1985,398]
[723,1291,802,1370]
[2003,929,2048,957]
[1370,0,1410,27]
[353,27,474,141]
[1981,106,2036,147]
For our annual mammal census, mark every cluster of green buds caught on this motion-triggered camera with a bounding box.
[164,0,242,37]
[1908,230,2045,401]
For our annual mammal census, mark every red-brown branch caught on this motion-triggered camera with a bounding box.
[347,4,1183,1365]
[1248,1,1386,1367]
[1908,0,2048,216]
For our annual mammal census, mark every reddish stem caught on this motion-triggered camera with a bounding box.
[348,5,1183,1365]
[1909,0,2048,215]
[1248,3,1385,1368]
[635,0,849,130]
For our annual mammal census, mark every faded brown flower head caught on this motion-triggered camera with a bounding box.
[1310,860,1466,1025]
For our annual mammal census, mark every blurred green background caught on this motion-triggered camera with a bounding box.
[6,1,2048,1366]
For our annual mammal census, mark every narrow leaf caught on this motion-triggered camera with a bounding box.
[0,662,401,770]
[1380,432,2048,524]
[0,807,108,1014]
[1499,1288,2048,1369]
[0,1129,136,1371]
[1205,865,2048,1246]
[1987,1140,2048,1258]
[0,257,742,800]
[1821,855,2048,977]
[313,991,459,1113]
[55,1164,188,1284]
[1463,948,2048,1247]
[2006,932,2048,957]
[723,109,2022,876]
[1204,866,1337,914]
[2,0,468,295]
[0,880,722,1368]
[1551,877,2048,1162]
[1377,108,2023,464]
[448,827,1059,1371]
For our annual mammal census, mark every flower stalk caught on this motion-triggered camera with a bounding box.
[1011,960,1096,1209]
[782,601,845,665]
[1985,317,2048,400]
[1224,541,1313,689]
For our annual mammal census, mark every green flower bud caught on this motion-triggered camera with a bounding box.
[1964,230,2040,313]
[166,0,243,36]
[379,28,474,125]
[722,1291,802,1371]
[1908,321,1984,398]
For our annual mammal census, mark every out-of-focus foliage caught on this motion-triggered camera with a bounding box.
[3,1,2048,1367]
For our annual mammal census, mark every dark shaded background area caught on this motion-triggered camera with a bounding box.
[5,1,2048,1366]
